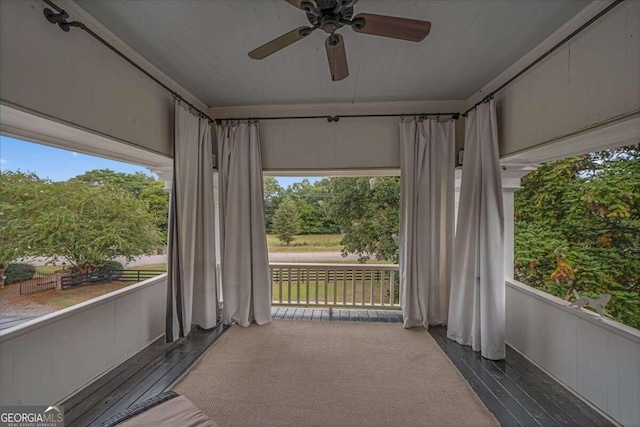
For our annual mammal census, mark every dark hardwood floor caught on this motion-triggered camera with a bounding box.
[430,325,615,427]
[61,308,614,427]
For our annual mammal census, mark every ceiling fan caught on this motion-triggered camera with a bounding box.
[248,0,431,81]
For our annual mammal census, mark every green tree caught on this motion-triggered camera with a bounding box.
[514,145,640,328]
[325,177,399,262]
[263,177,284,233]
[0,171,48,264]
[272,198,300,246]
[71,169,155,196]
[71,168,169,239]
[139,180,169,241]
[0,171,162,273]
[283,178,339,234]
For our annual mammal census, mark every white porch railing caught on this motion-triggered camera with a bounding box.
[506,279,640,426]
[0,274,167,406]
[270,263,400,309]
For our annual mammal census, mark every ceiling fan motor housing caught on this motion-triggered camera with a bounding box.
[306,0,354,34]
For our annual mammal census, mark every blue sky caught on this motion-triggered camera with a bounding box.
[0,136,150,181]
[0,135,314,187]
[274,176,319,187]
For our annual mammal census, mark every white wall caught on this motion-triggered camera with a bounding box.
[0,275,166,405]
[469,1,640,158]
[0,103,173,170]
[506,280,640,427]
[0,0,205,158]
[210,101,466,172]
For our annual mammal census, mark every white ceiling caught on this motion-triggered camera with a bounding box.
[75,0,589,107]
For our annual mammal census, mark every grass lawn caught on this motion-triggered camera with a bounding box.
[267,234,343,253]
[35,265,62,276]
[30,282,134,309]
[127,263,167,272]
[0,280,134,315]
[35,263,168,275]
[1,265,167,316]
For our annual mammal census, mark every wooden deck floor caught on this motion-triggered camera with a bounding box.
[61,308,613,427]
[271,306,404,322]
[429,325,614,427]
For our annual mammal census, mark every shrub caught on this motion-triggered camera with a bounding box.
[95,261,124,280]
[96,260,124,272]
[69,260,124,283]
[5,263,36,285]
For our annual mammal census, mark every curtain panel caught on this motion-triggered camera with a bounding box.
[217,122,272,327]
[399,119,455,328]
[447,100,505,360]
[166,103,218,342]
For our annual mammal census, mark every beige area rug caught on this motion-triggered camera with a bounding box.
[173,320,499,427]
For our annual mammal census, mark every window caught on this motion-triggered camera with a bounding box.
[514,145,640,329]
[0,136,168,327]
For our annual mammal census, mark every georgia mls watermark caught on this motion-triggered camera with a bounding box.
[0,405,64,427]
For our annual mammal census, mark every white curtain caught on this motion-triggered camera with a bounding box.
[217,122,272,327]
[447,100,505,360]
[166,103,218,342]
[399,119,455,328]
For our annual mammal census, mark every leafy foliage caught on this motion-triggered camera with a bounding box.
[0,171,162,273]
[70,169,155,196]
[4,263,36,285]
[263,177,284,233]
[514,146,640,329]
[0,171,48,264]
[72,169,169,240]
[71,260,125,280]
[285,179,339,234]
[263,177,338,234]
[272,198,301,246]
[96,260,124,278]
[138,180,169,241]
[324,177,399,262]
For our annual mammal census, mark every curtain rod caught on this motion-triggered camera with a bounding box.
[463,0,624,116]
[42,0,216,124]
[42,0,623,122]
[214,112,461,124]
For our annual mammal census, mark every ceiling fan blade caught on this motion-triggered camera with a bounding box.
[325,34,349,81]
[249,27,311,60]
[352,13,431,42]
[283,0,317,10]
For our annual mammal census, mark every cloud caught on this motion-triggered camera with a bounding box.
[72,152,78,157]
[0,158,7,164]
